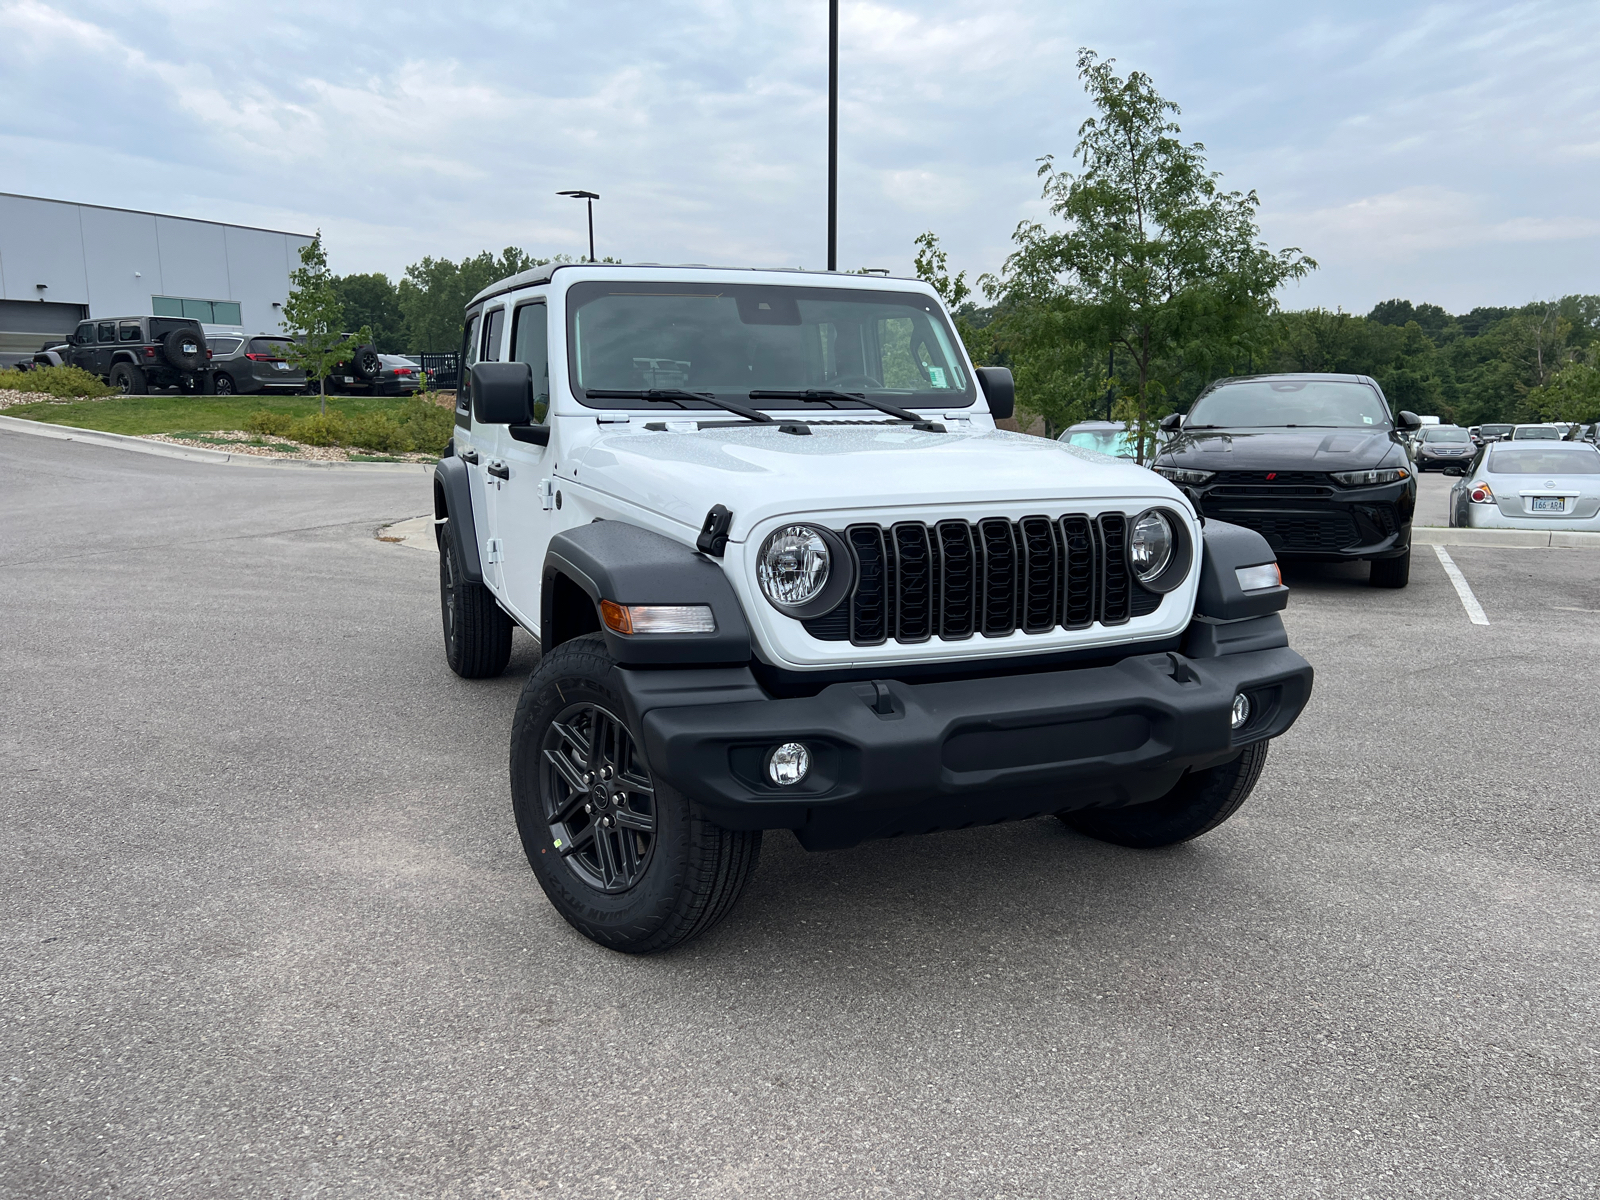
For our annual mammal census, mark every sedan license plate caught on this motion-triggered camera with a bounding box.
[1531,497,1565,512]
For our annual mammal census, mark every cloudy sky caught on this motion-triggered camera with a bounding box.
[4,0,1597,313]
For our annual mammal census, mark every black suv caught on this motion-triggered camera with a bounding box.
[1154,373,1421,589]
[58,316,216,395]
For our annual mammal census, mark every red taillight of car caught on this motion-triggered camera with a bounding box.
[244,353,282,362]
[144,347,156,357]
[1469,482,1494,503]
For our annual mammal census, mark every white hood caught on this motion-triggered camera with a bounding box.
[565,419,1190,541]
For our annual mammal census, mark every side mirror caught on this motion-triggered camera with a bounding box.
[1397,410,1423,433]
[1159,412,1184,432]
[472,361,534,425]
[975,366,1014,421]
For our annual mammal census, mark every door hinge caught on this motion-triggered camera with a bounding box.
[485,538,503,564]
[539,479,555,510]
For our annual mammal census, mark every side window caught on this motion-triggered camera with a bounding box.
[119,323,141,342]
[510,302,549,422]
[481,307,506,362]
[97,322,116,343]
[75,322,95,345]
[456,312,481,429]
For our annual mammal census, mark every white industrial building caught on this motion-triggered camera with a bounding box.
[0,192,313,365]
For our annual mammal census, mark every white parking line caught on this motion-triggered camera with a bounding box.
[1433,545,1490,625]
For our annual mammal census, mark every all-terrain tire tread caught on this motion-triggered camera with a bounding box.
[1060,740,1271,849]
[441,532,513,678]
[511,635,759,954]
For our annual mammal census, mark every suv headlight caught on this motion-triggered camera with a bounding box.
[757,524,842,615]
[1331,467,1409,486]
[1129,511,1174,582]
[1153,466,1214,485]
[1125,507,1193,594]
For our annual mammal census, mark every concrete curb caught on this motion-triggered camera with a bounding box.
[0,414,434,473]
[1412,525,1600,550]
[377,515,438,551]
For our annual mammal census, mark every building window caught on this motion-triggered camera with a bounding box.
[152,296,243,325]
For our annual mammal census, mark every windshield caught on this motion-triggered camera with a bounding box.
[565,282,973,410]
[1423,427,1471,443]
[1186,379,1391,429]
[1488,447,1600,475]
[1061,427,1135,457]
[1513,426,1559,440]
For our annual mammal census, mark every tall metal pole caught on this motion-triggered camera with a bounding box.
[827,0,838,272]
[587,199,595,263]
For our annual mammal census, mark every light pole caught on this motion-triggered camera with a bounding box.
[827,0,838,271]
[558,190,600,262]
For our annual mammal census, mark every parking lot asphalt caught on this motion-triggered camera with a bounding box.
[3,430,1597,1200]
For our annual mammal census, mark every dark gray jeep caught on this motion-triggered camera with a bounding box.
[57,316,216,395]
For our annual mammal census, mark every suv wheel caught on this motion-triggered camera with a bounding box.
[1369,549,1410,589]
[511,634,761,954]
[439,529,513,678]
[214,373,236,396]
[1059,740,1269,848]
[109,363,147,395]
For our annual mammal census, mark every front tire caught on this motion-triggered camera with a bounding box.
[1059,740,1269,848]
[439,529,512,678]
[511,635,761,954]
[1369,549,1410,588]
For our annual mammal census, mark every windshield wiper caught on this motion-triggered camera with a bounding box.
[749,389,944,431]
[583,389,775,424]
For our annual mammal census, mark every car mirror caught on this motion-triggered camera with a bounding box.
[1159,412,1184,432]
[471,362,535,425]
[975,367,1014,421]
[1397,410,1423,432]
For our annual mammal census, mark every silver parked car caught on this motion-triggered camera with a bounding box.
[1511,424,1562,441]
[209,335,308,396]
[1450,442,1600,530]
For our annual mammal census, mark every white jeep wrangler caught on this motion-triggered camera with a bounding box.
[432,264,1313,954]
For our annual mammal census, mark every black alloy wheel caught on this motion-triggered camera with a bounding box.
[511,634,761,954]
[214,373,235,396]
[540,702,657,892]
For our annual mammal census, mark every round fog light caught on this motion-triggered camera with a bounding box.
[1231,693,1251,730]
[767,742,810,787]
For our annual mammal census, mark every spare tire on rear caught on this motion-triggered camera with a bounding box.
[349,344,381,379]
[162,329,207,371]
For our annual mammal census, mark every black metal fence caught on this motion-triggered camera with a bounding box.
[416,352,460,389]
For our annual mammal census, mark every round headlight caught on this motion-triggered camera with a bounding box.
[1129,511,1174,583]
[758,525,831,609]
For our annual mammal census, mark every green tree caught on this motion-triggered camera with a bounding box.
[398,247,555,352]
[985,49,1314,459]
[279,232,372,415]
[334,273,404,352]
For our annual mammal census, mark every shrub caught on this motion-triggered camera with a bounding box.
[288,412,350,446]
[395,395,456,455]
[343,412,405,453]
[244,410,294,436]
[0,364,116,399]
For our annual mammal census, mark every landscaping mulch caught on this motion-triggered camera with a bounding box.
[142,430,437,464]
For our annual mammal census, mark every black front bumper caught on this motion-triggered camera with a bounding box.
[1198,479,1414,561]
[616,646,1313,850]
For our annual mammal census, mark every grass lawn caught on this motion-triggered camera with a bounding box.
[1,391,426,436]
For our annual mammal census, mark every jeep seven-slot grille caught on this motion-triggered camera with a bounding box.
[804,514,1165,646]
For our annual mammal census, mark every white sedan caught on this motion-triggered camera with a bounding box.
[1450,442,1600,530]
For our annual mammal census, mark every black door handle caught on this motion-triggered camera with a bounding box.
[487,461,510,480]
[459,447,479,464]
